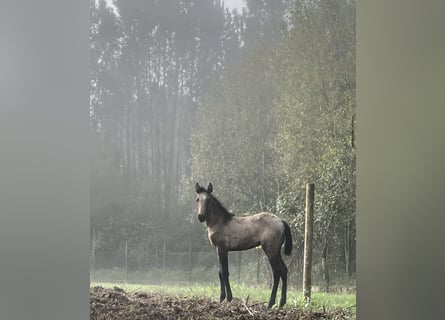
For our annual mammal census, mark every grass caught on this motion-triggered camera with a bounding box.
[90,281,356,313]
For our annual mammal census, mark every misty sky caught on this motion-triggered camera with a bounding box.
[104,0,246,17]
[224,0,246,11]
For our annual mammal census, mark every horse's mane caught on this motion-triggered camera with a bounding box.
[209,194,234,222]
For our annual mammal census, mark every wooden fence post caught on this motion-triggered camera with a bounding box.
[124,241,128,283]
[163,241,166,285]
[91,231,96,281]
[303,183,315,302]
[237,251,242,284]
[188,236,192,282]
[256,248,260,285]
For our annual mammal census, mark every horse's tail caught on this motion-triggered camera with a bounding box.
[282,220,293,256]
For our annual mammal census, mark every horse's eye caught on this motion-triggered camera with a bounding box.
[196,198,199,202]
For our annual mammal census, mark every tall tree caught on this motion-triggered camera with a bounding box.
[183,45,284,222]
[275,0,356,289]
[90,0,245,270]
[243,0,292,48]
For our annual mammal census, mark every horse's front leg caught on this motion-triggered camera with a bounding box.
[217,247,232,302]
[218,270,226,302]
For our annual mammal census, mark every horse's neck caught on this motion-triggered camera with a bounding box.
[206,204,227,228]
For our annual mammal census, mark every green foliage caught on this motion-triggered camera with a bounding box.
[90,0,356,287]
[274,0,356,281]
[183,47,280,215]
[183,0,356,284]
[90,0,246,270]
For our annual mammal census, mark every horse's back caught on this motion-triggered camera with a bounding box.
[220,212,284,251]
[247,212,284,231]
[253,212,285,239]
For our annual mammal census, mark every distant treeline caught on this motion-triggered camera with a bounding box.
[90,0,355,291]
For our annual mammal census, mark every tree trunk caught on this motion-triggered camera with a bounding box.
[344,220,351,278]
[303,183,315,301]
[188,236,192,282]
[91,229,96,280]
[124,241,128,283]
[237,251,242,284]
[256,248,260,285]
[321,245,330,293]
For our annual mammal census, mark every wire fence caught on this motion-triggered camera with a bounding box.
[91,244,277,286]
[91,239,355,292]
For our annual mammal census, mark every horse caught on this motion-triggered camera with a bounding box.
[195,182,292,308]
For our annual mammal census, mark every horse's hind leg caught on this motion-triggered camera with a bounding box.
[278,255,288,308]
[266,254,281,308]
[268,265,280,308]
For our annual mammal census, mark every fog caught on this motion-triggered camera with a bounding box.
[224,0,246,11]
[90,0,356,291]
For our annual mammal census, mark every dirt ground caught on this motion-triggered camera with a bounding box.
[90,286,354,320]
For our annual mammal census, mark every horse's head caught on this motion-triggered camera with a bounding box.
[195,182,213,222]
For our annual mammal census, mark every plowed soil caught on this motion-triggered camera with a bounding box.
[90,286,353,320]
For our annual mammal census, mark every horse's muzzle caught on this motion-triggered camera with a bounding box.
[198,214,205,222]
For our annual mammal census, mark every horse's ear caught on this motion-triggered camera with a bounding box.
[207,182,213,194]
[195,182,201,193]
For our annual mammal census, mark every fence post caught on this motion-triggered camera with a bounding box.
[124,241,128,283]
[163,241,166,285]
[303,183,315,303]
[256,247,260,285]
[91,231,95,281]
[188,236,192,283]
[237,251,242,284]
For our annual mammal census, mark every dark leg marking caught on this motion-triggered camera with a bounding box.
[218,271,226,302]
[266,255,281,309]
[278,255,288,308]
[218,247,233,302]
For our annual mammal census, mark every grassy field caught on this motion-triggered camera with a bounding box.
[91,281,356,313]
